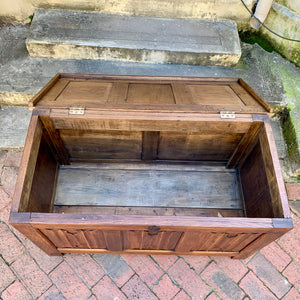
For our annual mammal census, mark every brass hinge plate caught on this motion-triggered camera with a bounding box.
[69,106,85,115]
[220,111,235,119]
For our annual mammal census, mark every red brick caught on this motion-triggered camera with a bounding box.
[0,222,25,264]
[0,187,11,210]
[0,166,18,197]
[0,150,7,165]
[122,274,157,300]
[248,253,291,298]
[38,285,64,300]
[240,271,277,300]
[212,256,248,283]
[201,262,244,300]
[283,261,300,290]
[260,242,292,272]
[65,254,105,287]
[152,274,180,300]
[151,255,178,270]
[22,239,63,274]
[50,261,91,300]
[168,258,210,299]
[93,254,134,287]
[1,281,32,300]
[92,275,127,300]
[282,287,300,300]
[0,257,15,291]
[286,183,300,200]
[0,202,11,223]
[12,253,52,298]
[206,292,221,300]
[182,255,210,274]
[290,200,300,217]
[122,255,163,287]
[89,296,97,300]
[172,290,191,300]
[4,151,22,168]
[278,216,300,264]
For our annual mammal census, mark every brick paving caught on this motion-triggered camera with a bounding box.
[0,149,299,300]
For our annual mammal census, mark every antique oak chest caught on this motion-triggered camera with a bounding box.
[9,74,293,258]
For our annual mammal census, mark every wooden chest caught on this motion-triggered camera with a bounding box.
[10,74,293,258]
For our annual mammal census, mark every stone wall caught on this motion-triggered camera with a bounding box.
[0,0,254,26]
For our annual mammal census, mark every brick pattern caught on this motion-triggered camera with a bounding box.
[0,149,300,300]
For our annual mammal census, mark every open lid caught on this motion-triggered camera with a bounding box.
[29,73,272,114]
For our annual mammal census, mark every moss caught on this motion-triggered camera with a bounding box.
[277,107,300,163]
[239,31,276,53]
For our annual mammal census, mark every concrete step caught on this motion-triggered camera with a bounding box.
[26,9,241,67]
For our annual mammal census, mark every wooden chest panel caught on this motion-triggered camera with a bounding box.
[10,74,292,258]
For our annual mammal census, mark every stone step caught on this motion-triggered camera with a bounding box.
[26,9,241,67]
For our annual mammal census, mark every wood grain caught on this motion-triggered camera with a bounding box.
[227,121,262,168]
[39,115,70,165]
[142,131,159,161]
[59,129,142,160]
[12,115,43,212]
[54,163,242,209]
[27,134,58,212]
[158,131,243,161]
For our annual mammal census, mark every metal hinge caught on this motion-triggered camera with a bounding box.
[220,111,235,119]
[68,105,85,115]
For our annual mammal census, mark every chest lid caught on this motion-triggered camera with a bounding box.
[29,73,272,115]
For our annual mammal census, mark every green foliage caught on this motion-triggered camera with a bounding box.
[239,31,275,53]
[28,14,34,23]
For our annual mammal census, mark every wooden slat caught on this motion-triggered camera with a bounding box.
[240,140,274,218]
[50,112,253,133]
[171,82,194,105]
[227,122,262,168]
[107,82,128,104]
[259,125,285,218]
[141,231,164,250]
[158,231,182,250]
[54,163,242,209]
[123,230,142,249]
[59,73,239,83]
[158,131,243,161]
[12,115,43,212]
[57,248,239,256]
[30,213,275,231]
[103,230,123,251]
[142,131,159,161]
[27,134,58,213]
[53,205,245,217]
[83,230,107,249]
[59,129,142,160]
[39,115,70,165]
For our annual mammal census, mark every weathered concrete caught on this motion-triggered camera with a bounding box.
[26,10,241,67]
[1,23,299,179]
[276,0,300,15]
[0,25,287,107]
[0,0,254,26]
[262,2,300,67]
[0,107,31,149]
